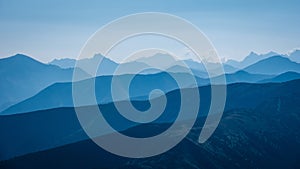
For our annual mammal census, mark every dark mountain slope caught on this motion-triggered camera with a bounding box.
[1,85,299,169]
[0,79,300,162]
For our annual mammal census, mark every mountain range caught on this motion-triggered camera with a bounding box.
[225,49,300,68]
[50,53,240,77]
[3,69,300,115]
[0,54,89,112]
[243,55,300,75]
[49,50,300,78]
[0,79,300,168]
[2,53,300,115]
[226,51,279,69]
[1,50,300,168]
[1,72,202,115]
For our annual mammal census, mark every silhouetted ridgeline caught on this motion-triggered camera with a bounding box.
[0,79,300,169]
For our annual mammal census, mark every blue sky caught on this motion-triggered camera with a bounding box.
[0,0,300,62]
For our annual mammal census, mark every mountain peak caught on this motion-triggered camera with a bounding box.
[11,53,32,60]
[93,53,104,59]
[287,49,300,63]
[14,53,29,57]
[289,49,300,54]
[49,58,76,69]
[266,51,277,55]
[0,54,41,65]
[92,53,117,63]
[248,51,258,56]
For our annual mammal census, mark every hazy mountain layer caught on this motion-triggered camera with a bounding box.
[0,79,299,161]
[0,54,89,112]
[1,79,300,169]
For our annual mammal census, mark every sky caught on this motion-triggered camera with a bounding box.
[0,0,300,62]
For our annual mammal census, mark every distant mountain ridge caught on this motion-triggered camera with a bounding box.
[226,51,279,69]
[0,54,90,112]
[226,49,300,68]
[2,51,300,114]
[50,50,300,78]
[1,72,204,115]
[288,49,300,63]
[49,58,76,69]
[3,68,300,115]
[49,53,238,78]
[243,55,300,75]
